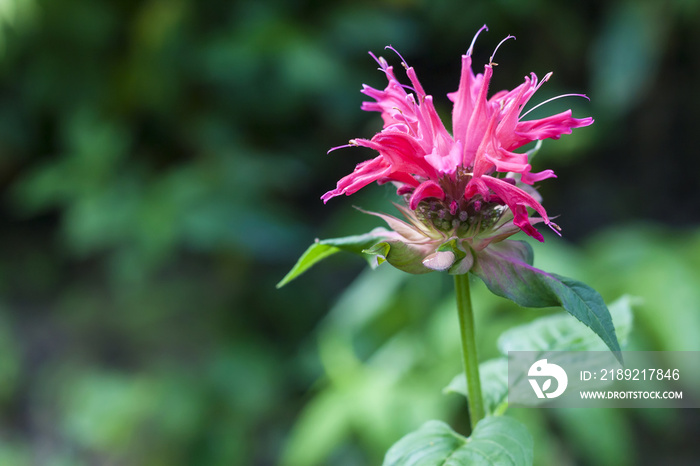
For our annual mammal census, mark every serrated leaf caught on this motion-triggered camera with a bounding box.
[444,296,635,413]
[276,229,389,288]
[383,417,532,466]
[472,240,622,362]
[497,295,635,354]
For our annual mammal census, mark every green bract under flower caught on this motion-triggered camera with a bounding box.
[359,199,517,274]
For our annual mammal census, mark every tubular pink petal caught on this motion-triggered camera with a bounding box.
[425,140,462,175]
[360,64,420,129]
[512,111,594,149]
[513,205,544,242]
[485,156,530,174]
[494,75,534,141]
[463,65,495,168]
[356,132,437,179]
[467,175,550,241]
[485,146,530,174]
[387,171,421,187]
[396,185,414,196]
[521,169,557,185]
[480,175,549,222]
[470,108,501,179]
[409,181,445,209]
[449,54,476,149]
[401,109,453,165]
[321,157,391,203]
[405,66,427,97]
[464,176,487,200]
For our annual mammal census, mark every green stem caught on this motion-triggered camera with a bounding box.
[454,273,485,431]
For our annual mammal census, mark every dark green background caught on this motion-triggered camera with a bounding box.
[0,0,698,464]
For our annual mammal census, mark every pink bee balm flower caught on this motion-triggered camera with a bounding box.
[322,26,592,248]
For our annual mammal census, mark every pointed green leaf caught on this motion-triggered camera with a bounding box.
[444,296,635,413]
[498,295,635,354]
[472,240,622,361]
[383,417,532,466]
[276,229,389,288]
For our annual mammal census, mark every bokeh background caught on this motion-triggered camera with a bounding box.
[0,0,699,464]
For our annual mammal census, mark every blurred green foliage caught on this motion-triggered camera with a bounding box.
[0,0,698,464]
[283,230,700,465]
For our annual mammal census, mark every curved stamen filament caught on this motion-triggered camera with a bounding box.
[398,83,420,94]
[490,35,515,65]
[536,71,554,92]
[327,143,355,154]
[520,93,590,119]
[467,24,489,57]
[385,45,410,69]
[368,51,390,72]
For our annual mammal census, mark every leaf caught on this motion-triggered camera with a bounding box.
[276,229,389,288]
[472,240,622,362]
[444,296,635,413]
[497,295,635,354]
[383,417,532,466]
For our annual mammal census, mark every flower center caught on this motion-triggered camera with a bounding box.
[409,194,506,235]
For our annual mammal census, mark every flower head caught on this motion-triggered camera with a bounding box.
[322,26,593,273]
